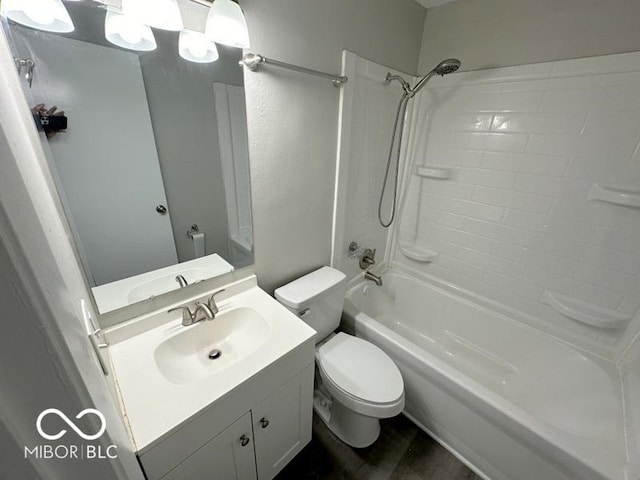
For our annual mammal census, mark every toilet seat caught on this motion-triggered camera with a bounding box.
[316,333,404,418]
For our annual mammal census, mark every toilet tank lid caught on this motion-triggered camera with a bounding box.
[275,266,346,309]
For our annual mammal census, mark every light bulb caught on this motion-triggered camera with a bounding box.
[23,4,56,25]
[188,43,208,59]
[204,0,250,49]
[105,9,156,52]
[179,30,219,63]
[120,25,143,45]
[122,0,184,32]
[2,0,74,33]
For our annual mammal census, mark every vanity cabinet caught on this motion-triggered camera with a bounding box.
[252,366,313,479]
[161,413,257,480]
[141,361,315,480]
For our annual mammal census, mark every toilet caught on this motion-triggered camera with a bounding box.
[275,266,404,448]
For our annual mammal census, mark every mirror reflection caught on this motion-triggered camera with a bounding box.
[4,0,253,313]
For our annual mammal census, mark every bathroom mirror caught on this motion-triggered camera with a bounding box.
[3,0,254,314]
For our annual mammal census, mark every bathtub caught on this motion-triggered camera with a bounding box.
[342,266,629,480]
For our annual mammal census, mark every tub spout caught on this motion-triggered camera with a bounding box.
[364,271,383,286]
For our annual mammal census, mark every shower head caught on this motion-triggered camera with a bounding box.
[433,58,461,76]
[384,72,412,94]
[411,58,461,96]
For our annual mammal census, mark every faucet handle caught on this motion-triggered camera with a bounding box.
[168,305,194,326]
[207,289,226,315]
[360,248,376,269]
[194,302,215,322]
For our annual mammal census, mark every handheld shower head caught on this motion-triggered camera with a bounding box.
[411,58,461,96]
[379,57,462,228]
[433,58,461,76]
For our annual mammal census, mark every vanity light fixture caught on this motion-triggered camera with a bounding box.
[1,0,75,33]
[179,30,219,63]
[122,0,184,32]
[204,0,250,49]
[105,9,157,52]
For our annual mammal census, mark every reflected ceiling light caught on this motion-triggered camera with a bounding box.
[122,0,184,32]
[204,0,250,49]
[1,0,74,33]
[179,30,219,63]
[105,9,157,52]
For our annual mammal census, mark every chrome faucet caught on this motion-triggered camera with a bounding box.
[207,289,226,315]
[364,271,383,286]
[175,275,188,288]
[168,302,215,326]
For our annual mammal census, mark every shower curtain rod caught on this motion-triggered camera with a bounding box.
[240,53,348,87]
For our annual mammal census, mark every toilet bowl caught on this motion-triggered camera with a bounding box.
[275,267,404,448]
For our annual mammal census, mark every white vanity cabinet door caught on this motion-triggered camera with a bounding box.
[161,413,256,480]
[252,365,314,480]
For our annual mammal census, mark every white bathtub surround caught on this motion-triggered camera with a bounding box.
[343,268,632,480]
[541,290,631,330]
[587,183,640,209]
[332,51,416,281]
[621,335,640,480]
[389,51,640,359]
[332,51,640,478]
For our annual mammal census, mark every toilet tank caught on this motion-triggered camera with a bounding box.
[274,266,347,343]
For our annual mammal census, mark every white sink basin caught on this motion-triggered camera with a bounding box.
[106,278,316,452]
[92,253,234,313]
[154,307,271,384]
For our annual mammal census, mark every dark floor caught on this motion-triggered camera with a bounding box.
[275,414,481,480]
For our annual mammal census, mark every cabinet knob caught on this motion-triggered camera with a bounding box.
[259,417,269,429]
[240,434,250,447]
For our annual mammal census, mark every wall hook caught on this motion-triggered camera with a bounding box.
[187,224,199,238]
[14,57,35,88]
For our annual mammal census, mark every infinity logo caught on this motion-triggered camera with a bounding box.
[36,409,106,441]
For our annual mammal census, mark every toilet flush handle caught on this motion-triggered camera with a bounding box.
[298,308,310,317]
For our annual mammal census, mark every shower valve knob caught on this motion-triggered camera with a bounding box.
[359,248,376,269]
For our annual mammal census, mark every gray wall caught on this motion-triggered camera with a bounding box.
[241,0,426,293]
[419,0,640,73]
[140,30,244,264]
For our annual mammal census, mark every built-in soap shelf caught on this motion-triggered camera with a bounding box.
[398,241,438,263]
[541,290,631,330]
[414,165,455,180]
[587,183,640,209]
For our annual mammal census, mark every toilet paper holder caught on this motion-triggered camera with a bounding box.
[187,224,200,238]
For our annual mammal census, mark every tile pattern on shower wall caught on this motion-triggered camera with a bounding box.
[397,53,640,357]
[334,52,415,280]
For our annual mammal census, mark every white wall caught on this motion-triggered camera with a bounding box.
[394,53,640,358]
[419,0,640,74]
[241,0,426,293]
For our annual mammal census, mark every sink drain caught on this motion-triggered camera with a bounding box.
[208,349,222,360]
